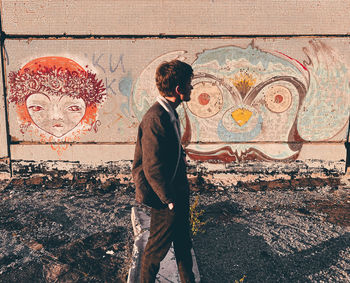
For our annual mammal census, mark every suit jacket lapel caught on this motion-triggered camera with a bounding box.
[156,96,181,142]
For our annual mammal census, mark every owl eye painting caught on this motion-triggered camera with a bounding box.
[132,41,350,162]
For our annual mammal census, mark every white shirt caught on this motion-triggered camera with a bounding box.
[156,96,181,141]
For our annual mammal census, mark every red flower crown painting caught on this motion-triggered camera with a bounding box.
[8,56,106,155]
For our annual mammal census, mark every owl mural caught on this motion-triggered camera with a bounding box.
[132,41,350,162]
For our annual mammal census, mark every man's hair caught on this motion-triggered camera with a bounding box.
[155,60,193,97]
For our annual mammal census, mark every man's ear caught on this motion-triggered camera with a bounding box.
[175,85,182,95]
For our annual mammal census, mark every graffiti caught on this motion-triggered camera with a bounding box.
[91,53,106,73]
[88,120,102,133]
[5,41,348,161]
[105,78,117,95]
[109,54,125,73]
[88,53,125,75]
[118,73,133,118]
[84,52,136,131]
[85,52,133,119]
[8,56,107,155]
[132,41,350,162]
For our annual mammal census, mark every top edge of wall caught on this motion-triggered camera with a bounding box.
[2,0,350,36]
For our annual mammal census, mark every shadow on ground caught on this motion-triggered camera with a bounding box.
[193,201,349,283]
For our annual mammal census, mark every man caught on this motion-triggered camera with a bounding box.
[132,60,195,283]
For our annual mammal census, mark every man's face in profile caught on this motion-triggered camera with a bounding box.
[180,79,193,102]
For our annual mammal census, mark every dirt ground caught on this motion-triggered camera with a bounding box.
[0,175,135,283]
[191,176,350,282]
[0,169,349,282]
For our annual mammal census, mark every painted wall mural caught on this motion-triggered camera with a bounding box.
[81,52,136,138]
[6,40,349,162]
[132,40,350,162]
[8,56,107,155]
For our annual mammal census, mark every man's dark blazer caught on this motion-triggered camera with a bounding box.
[132,101,189,205]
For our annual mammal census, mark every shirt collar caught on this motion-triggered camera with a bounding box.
[157,96,177,121]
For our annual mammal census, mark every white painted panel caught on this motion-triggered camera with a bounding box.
[11,144,135,164]
[10,143,346,163]
[297,143,346,162]
[0,57,8,158]
[186,142,346,162]
[2,0,350,36]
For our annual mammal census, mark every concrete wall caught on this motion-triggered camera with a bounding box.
[1,0,350,173]
[3,0,350,35]
[0,42,7,160]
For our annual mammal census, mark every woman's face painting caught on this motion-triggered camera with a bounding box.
[26,92,86,138]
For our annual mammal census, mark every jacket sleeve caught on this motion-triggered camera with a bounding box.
[141,116,175,204]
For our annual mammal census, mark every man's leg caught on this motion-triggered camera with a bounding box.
[141,207,175,283]
[173,198,195,283]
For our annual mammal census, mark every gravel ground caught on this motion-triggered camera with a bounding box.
[0,175,135,282]
[191,177,350,283]
[0,170,349,283]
